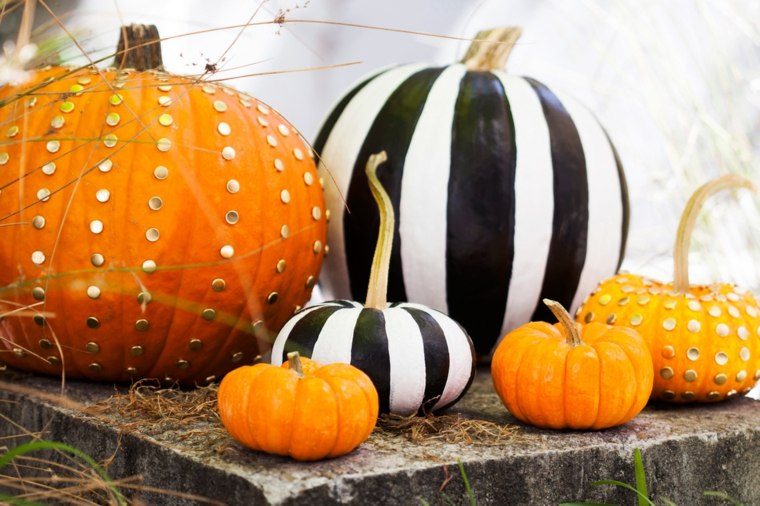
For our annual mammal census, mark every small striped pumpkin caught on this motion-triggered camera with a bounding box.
[314,27,629,358]
[271,300,475,415]
[272,152,476,415]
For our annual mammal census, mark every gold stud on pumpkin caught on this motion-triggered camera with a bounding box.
[491,299,653,430]
[577,174,760,402]
[217,352,379,461]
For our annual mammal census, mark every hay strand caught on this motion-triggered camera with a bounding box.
[375,412,518,446]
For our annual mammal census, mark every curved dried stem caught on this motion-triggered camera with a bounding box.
[363,151,391,309]
[543,299,582,346]
[15,0,37,52]
[673,174,756,292]
[460,26,522,71]
[287,351,304,378]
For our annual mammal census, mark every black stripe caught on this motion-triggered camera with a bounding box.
[527,78,589,323]
[350,308,391,413]
[281,305,345,362]
[400,306,450,413]
[332,300,361,308]
[343,67,446,304]
[608,134,629,270]
[312,70,382,161]
[291,300,355,316]
[447,71,516,356]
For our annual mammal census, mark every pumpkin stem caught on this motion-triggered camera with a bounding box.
[673,174,756,292]
[287,351,304,378]
[115,24,164,71]
[364,151,392,310]
[15,0,36,56]
[543,299,582,346]
[460,27,522,72]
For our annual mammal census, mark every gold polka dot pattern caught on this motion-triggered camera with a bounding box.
[0,64,327,385]
[577,273,760,402]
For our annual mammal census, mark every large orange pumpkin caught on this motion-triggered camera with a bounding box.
[577,174,760,402]
[0,25,326,384]
[491,299,653,430]
[217,352,379,461]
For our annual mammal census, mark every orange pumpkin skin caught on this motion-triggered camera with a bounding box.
[0,66,326,384]
[491,317,653,430]
[217,355,379,461]
[577,274,760,402]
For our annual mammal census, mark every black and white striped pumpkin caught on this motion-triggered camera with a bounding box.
[313,27,629,358]
[272,152,476,416]
[271,300,476,415]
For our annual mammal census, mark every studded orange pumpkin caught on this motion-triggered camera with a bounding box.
[0,25,326,384]
[218,352,379,461]
[577,175,760,402]
[491,299,653,430]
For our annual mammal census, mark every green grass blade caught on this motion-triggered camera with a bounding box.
[592,480,656,506]
[0,494,46,506]
[558,502,617,506]
[704,491,744,506]
[441,492,457,506]
[661,498,679,506]
[0,440,127,506]
[457,459,476,506]
[633,448,649,506]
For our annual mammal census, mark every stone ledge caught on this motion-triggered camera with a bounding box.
[1,369,759,505]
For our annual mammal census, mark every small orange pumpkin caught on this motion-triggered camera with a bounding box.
[491,299,653,430]
[217,352,379,461]
[576,174,759,402]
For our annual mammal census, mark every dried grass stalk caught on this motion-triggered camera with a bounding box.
[375,412,518,446]
[86,380,228,451]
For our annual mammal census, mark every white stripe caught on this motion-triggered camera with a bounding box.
[310,307,363,364]
[385,307,427,415]
[494,73,554,344]
[269,305,323,365]
[401,304,474,411]
[313,66,391,134]
[400,64,466,314]
[557,92,623,314]
[319,64,429,300]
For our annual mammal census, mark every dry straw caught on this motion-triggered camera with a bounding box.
[86,379,518,447]
[376,412,519,445]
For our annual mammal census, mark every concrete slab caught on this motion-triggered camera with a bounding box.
[1,368,759,505]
